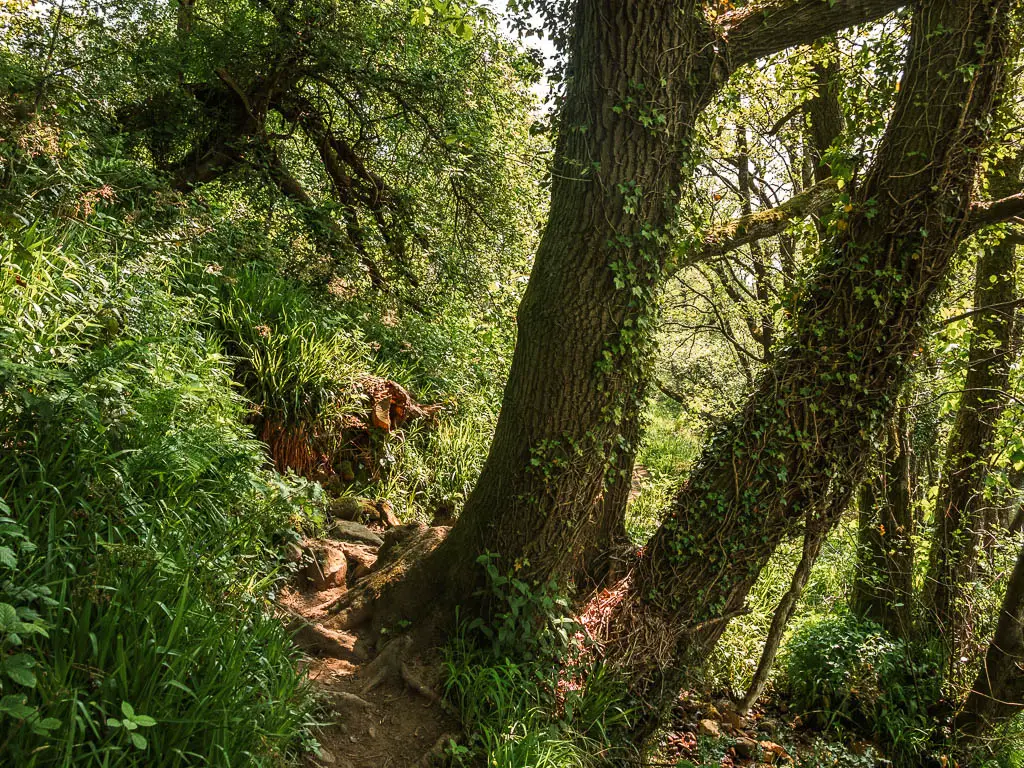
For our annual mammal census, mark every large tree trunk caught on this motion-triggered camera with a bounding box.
[924,151,1022,662]
[343,0,909,634]
[421,0,716,603]
[953,542,1024,762]
[597,0,1013,745]
[851,405,916,639]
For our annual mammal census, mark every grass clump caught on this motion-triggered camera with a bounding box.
[441,555,637,768]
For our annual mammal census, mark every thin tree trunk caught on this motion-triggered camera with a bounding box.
[598,0,1014,746]
[924,151,1022,661]
[851,405,915,639]
[953,542,1024,761]
[738,513,830,715]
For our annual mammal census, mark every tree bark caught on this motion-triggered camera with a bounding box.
[437,0,908,593]
[342,0,909,636]
[851,405,915,639]
[924,151,1022,662]
[597,0,1014,746]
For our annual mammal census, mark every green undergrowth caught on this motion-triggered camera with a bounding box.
[784,613,941,766]
[1,227,322,765]
[440,555,637,768]
[0,158,514,765]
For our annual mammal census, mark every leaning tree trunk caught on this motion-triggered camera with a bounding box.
[851,404,916,639]
[597,0,1014,745]
[924,151,1022,663]
[953,541,1024,762]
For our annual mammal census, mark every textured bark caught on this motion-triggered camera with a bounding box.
[924,152,1022,659]
[598,0,1014,744]
[851,406,915,639]
[953,543,1024,761]
[365,0,914,633]
[431,0,718,600]
[806,55,844,185]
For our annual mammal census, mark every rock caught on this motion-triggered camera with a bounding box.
[758,718,781,735]
[315,746,336,764]
[376,500,401,528]
[733,737,758,759]
[698,719,721,738]
[758,740,793,765]
[329,520,384,547]
[722,708,748,731]
[328,497,376,522]
[303,543,347,590]
[340,543,378,579]
[284,542,304,563]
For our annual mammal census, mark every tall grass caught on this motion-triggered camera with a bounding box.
[1,227,317,766]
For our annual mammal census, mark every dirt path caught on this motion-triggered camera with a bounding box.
[277,531,458,768]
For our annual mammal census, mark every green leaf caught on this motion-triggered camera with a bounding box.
[0,694,35,719]
[107,718,122,728]
[0,603,17,631]
[133,715,157,727]
[4,653,37,687]
[0,546,16,568]
[121,701,135,719]
[35,717,61,731]
[130,732,148,750]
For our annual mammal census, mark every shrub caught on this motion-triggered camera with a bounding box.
[785,614,941,765]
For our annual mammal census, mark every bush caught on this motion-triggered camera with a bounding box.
[785,614,941,765]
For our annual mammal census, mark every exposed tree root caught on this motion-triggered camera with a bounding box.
[324,522,450,636]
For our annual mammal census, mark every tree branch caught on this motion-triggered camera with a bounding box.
[669,182,1022,276]
[722,0,905,69]
[671,177,839,271]
[969,190,1024,231]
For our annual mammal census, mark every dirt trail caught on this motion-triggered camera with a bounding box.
[277,529,458,768]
